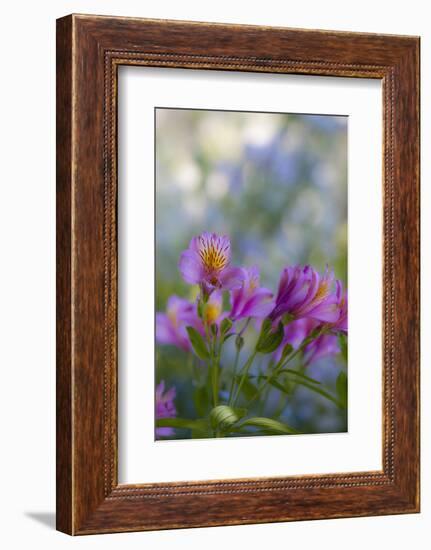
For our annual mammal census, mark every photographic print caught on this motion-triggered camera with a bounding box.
[155,107,348,440]
[56,16,420,533]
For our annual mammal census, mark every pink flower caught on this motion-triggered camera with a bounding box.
[331,280,348,333]
[273,318,317,362]
[179,232,244,296]
[273,319,341,365]
[156,295,201,352]
[155,381,176,438]
[156,293,225,353]
[303,334,340,365]
[270,265,340,323]
[230,266,274,320]
[284,318,317,349]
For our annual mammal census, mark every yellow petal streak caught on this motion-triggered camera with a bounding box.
[167,305,178,327]
[198,239,229,273]
[313,280,330,305]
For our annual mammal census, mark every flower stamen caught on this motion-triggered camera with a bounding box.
[198,237,229,273]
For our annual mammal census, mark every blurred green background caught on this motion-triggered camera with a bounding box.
[155,108,348,436]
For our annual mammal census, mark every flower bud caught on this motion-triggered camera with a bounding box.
[235,335,244,350]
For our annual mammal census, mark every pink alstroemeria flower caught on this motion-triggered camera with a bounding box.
[331,280,348,333]
[273,318,316,362]
[303,334,340,365]
[284,318,317,348]
[155,381,176,438]
[156,295,202,352]
[156,293,225,352]
[179,232,244,296]
[273,319,340,365]
[230,266,274,321]
[270,265,339,324]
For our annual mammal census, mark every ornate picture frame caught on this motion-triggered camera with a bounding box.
[56,14,420,534]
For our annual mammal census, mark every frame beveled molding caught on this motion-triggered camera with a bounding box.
[57,14,420,534]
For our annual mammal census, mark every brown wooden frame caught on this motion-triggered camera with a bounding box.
[56,14,420,535]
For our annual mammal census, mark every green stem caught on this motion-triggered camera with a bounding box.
[228,345,241,406]
[245,329,324,409]
[273,389,288,418]
[212,334,220,407]
[259,383,271,416]
[232,350,258,407]
[239,317,251,336]
[208,324,226,408]
[204,322,217,407]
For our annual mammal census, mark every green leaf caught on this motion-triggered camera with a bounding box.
[210,405,247,432]
[338,333,348,362]
[281,313,295,325]
[191,429,211,439]
[278,369,322,385]
[186,326,210,360]
[267,378,292,395]
[236,417,299,435]
[235,334,244,349]
[286,377,345,409]
[309,327,322,340]
[197,299,204,319]
[256,321,284,354]
[261,318,272,333]
[280,343,294,361]
[259,373,344,409]
[235,375,259,400]
[220,318,233,335]
[251,373,291,394]
[156,417,209,431]
[336,370,348,408]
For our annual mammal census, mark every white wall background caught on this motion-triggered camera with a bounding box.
[0,1,428,548]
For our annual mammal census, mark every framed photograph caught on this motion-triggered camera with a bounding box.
[56,14,420,534]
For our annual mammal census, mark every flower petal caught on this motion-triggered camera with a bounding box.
[155,313,176,345]
[284,318,316,349]
[241,287,274,318]
[307,297,340,323]
[219,266,245,290]
[304,334,340,364]
[178,249,203,284]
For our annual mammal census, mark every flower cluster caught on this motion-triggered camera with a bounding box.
[179,232,244,298]
[155,232,348,439]
[156,292,224,352]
